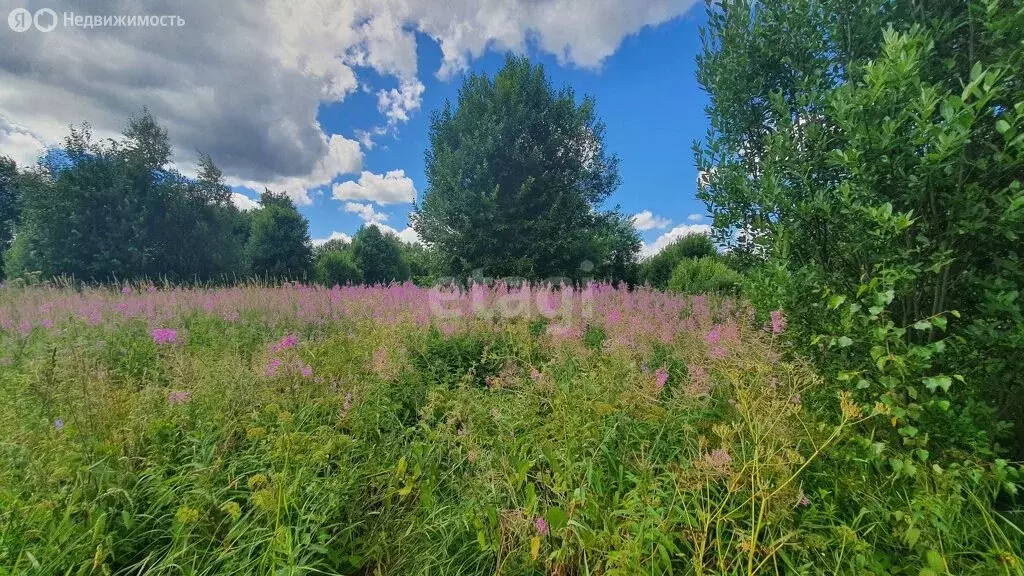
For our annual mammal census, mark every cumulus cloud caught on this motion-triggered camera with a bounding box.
[377,80,426,125]
[0,115,49,167]
[641,223,712,258]
[333,170,417,205]
[631,210,671,231]
[370,222,421,244]
[231,192,261,211]
[311,231,353,247]
[344,201,389,224]
[687,213,704,222]
[0,0,695,203]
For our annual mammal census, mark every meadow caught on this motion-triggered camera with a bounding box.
[0,283,1019,575]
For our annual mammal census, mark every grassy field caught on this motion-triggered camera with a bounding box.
[0,283,1019,575]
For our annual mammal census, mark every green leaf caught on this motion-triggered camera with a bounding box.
[922,376,952,393]
[930,317,947,331]
[905,526,921,547]
[925,549,945,571]
[996,119,1011,134]
[837,336,853,348]
[913,320,931,330]
[828,294,846,309]
[546,507,568,532]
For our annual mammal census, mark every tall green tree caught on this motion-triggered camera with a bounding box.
[352,225,410,285]
[0,156,19,281]
[696,0,1024,453]
[246,190,312,280]
[6,112,250,283]
[413,54,630,280]
[640,233,716,289]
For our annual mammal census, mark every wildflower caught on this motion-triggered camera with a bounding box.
[697,448,734,475]
[530,367,542,382]
[151,328,178,344]
[685,363,710,396]
[18,321,31,337]
[798,493,810,507]
[167,390,191,405]
[534,516,550,536]
[174,506,200,524]
[265,358,282,378]
[121,286,132,295]
[654,366,669,392]
[790,393,802,406]
[770,310,787,334]
[53,418,64,431]
[300,364,313,378]
[270,334,298,353]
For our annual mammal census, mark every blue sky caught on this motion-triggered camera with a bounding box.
[235,7,711,253]
[1,0,710,255]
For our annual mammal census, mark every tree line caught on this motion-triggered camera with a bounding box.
[1,56,693,288]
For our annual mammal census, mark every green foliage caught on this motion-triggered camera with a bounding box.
[1,286,1018,574]
[246,190,312,281]
[696,0,1024,557]
[414,54,635,281]
[352,225,410,285]
[0,156,19,281]
[5,113,249,283]
[314,248,363,287]
[641,233,716,289]
[667,256,742,294]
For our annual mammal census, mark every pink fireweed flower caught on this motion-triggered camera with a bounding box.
[534,516,550,536]
[770,310,787,334]
[151,328,178,344]
[121,286,132,295]
[654,366,669,392]
[300,364,313,378]
[17,321,31,337]
[685,363,710,396]
[265,358,282,378]
[270,334,298,353]
[167,390,191,405]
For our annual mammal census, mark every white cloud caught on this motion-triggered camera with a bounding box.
[228,132,363,205]
[344,201,389,224]
[687,213,704,222]
[641,224,712,258]
[0,116,48,168]
[377,80,426,125]
[333,169,417,205]
[370,222,421,244]
[311,231,353,247]
[231,192,261,211]
[0,0,695,204]
[631,210,671,231]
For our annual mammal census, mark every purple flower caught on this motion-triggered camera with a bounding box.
[270,334,298,353]
[534,516,550,536]
[151,328,178,344]
[300,364,313,378]
[121,286,132,295]
[265,359,282,378]
[770,310,787,335]
[167,390,191,405]
[53,418,64,431]
[654,366,669,392]
[798,494,810,507]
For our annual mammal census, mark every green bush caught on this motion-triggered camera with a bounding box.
[667,256,741,294]
[314,249,363,287]
[641,234,716,289]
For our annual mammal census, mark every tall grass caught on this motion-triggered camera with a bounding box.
[0,283,1019,574]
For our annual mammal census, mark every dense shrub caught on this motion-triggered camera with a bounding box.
[667,256,742,294]
[697,0,1024,458]
[641,233,716,289]
[314,249,363,287]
